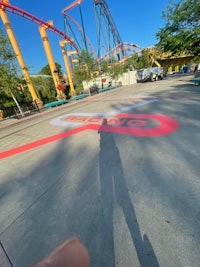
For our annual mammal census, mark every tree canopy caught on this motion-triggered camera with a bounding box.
[73,50,99,84]
[39,62,63,78]
[156,0,200,56]
[0,29,25,109]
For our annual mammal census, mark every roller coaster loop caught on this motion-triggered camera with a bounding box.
[0,1,79,52]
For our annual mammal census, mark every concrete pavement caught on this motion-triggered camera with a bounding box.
[0,74,200,267]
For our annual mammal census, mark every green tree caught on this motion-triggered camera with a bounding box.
[73,50,99,84]
[121,50,153,71]
[0,30,22,109]
[156,0,200,56]
[0,29,15,63]
[31,76,56,103]
[39,62,64,78]
[78,50,98,71]
[107,64,123,80]
[100,60,109,74]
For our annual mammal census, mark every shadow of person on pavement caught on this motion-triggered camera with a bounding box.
[98,118,160,267]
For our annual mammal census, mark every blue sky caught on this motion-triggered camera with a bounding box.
[0,0,171,73]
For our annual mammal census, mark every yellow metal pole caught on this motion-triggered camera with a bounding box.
[59,40,76,97]
[175,64,179,73]
[0,2,42,107]
[168,66,172,73]
[39,22,65,100]
[67,50,78,76]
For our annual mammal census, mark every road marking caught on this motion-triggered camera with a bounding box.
[59,114,179,136]
[0,125,88,159]
[50,99,158,127]
[0,99,179,159]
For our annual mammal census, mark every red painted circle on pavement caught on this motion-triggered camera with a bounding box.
[95,114,179,136]
[0,114,179,159]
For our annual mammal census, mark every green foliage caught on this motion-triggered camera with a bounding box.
[107,64,123,80]
[3,101,16,108]
[100,60,109,73]
[78,50,98,70]
[138,50,153,68]
[39,62,63,78]
[73,50,99,84]
[31,76,56,103]
[74,68,90,83]
[156,0,200,56]
[75,84,84,91]
[0,29,22,107]
[119,50,153,71]
[0,30,16,63]
[0,30,38,115]
[193,55,200,63]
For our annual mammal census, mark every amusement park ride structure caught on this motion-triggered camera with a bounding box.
[62,0,142,62]
[94,0,125,60]
[0,0,142,105]
[0,0,80,104]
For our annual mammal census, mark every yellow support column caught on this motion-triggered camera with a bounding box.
[0,0,42,107]
[175,64,179,73]
[39,22,65,100]
[59,40,76,97]
[168,66,172,73]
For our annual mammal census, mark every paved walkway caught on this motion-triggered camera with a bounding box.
[0,75,200,267]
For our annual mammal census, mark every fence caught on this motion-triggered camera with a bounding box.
[0,100,40,120]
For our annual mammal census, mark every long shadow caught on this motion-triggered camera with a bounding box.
[0,126,100,267]
[98,119,160,267]
[1,75,199,267]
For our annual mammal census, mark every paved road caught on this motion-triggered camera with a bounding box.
[0,74,200,267]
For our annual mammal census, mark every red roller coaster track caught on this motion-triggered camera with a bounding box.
[0,1,79,52]
[62,0,84,14]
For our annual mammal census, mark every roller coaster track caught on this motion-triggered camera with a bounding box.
[94,0,143,62]
[62,0,142,63]
[0,1,79,52]
[64,13,98,60]
[94,0,122,48]
[62,0,91,54]
[62,0,84,14]
[100,42,142,61]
